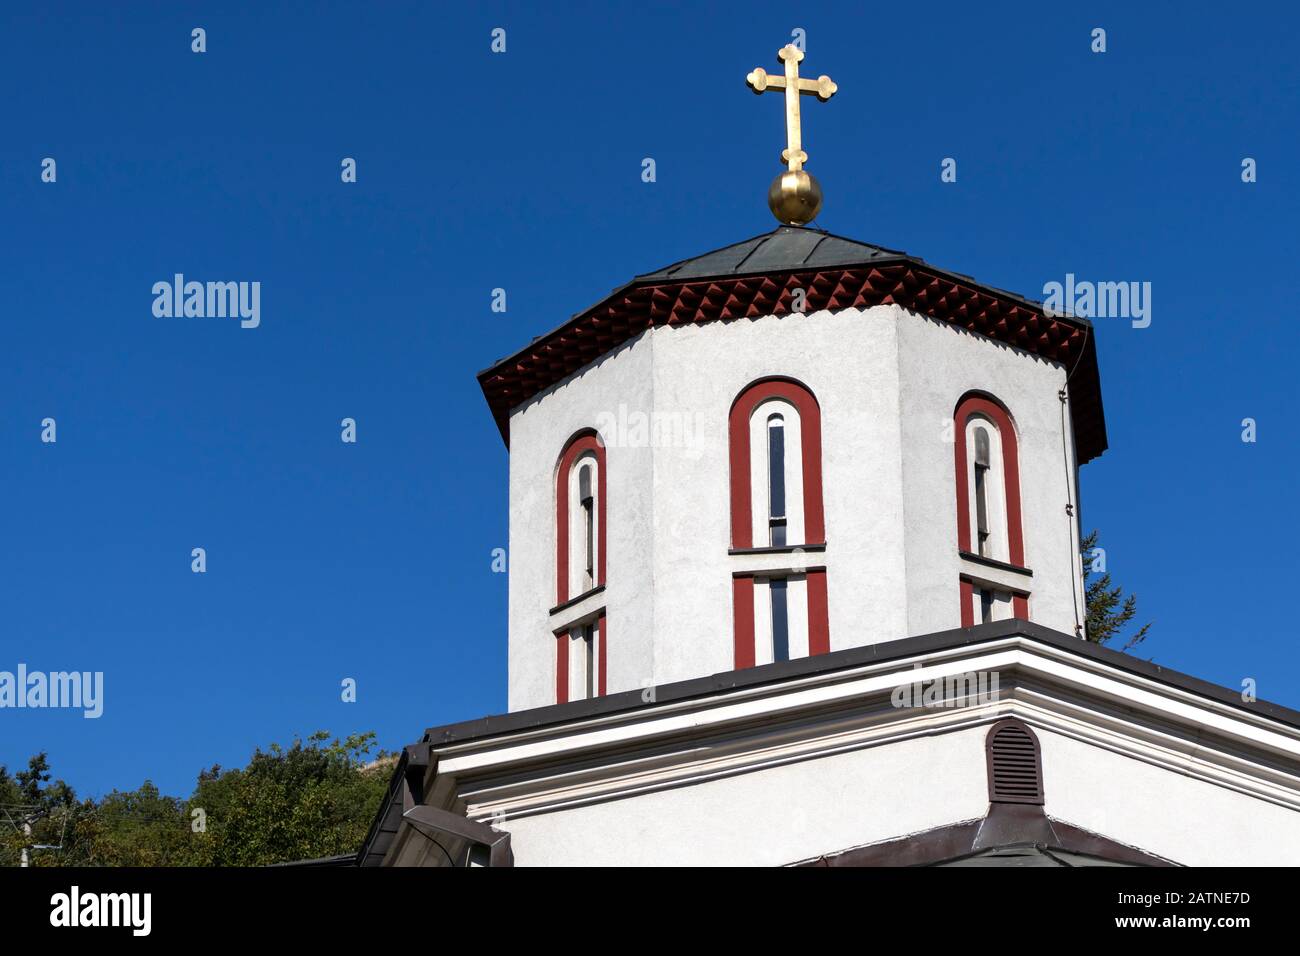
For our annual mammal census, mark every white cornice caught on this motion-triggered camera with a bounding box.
[424,638,1300,822]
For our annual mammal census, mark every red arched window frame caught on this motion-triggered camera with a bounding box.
[728,377,825,549]
[953,392,1028,622]
[728,377,829,667]
[555,430,606,605]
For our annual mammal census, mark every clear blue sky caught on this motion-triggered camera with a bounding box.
[2,2,1296,798]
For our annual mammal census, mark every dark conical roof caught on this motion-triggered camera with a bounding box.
[636,226,907,281]
[478,224,1107,463]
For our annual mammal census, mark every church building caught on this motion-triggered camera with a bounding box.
[358,46,1300,867]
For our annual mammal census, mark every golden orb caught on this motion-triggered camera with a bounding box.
[768,169,823,225]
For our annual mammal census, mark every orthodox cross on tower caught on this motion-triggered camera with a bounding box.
[746,44,838,226]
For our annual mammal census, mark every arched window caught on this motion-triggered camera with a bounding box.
[729,377,824,549]
[572,458,597,594]
[555,431,607,703]
[556,431,606,605]
[729,378,829,668]
[967,421,1007,562]
[954,393,1027,623]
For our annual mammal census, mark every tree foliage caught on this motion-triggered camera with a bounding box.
[1081,530,1152,651]
[0,732,393,867]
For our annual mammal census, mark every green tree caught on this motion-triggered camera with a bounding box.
[0,753,83,867]
[1,731,392,867]
[1081,530,1151,650]
[71,782,190,866]
[181,731,391,866]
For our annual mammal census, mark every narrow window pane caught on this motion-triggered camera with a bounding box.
[973,426,991,557]
[768,415,786,547]
[980,588,993,624]
[583,503,594,587]
[579,464,594,589]
[770,579,789,663]
[583,624,595,699]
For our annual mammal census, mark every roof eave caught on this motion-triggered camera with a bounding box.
[476,257,1107,460]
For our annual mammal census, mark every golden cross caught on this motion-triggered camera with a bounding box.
[746,44,837,172]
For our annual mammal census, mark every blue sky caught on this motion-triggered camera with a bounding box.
[2,2,1296,798]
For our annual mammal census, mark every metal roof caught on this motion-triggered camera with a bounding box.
[632,225,1073,328]
[935,844,1138,867]
[634,226,908,281]
[477,225,1108,462]
[360,617,1258,866]
[410,618,1300,749]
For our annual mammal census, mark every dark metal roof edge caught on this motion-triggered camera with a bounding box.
[628,224,1088,330]
[418,620,1300,748]
[474,278,645,383]
[1074,324,1108,459]
[267,852,360,868]
[361,620,1294,865]
[475,239,1102,448]
[356,747,410,867]
[475,225,878,383]
[631,256,1094,337]
[798,810,1177,867]
[628,256,1089,328]
[919,261,1095,332]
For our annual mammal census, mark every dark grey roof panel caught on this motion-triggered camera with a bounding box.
[635,226,907,282]
[733,228,825,273]
[637,234,770,280]
[936,845,1136,867]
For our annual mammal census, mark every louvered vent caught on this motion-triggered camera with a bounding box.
[985,719,1044,805]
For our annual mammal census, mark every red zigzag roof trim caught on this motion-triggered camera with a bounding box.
[477,264,1107,463]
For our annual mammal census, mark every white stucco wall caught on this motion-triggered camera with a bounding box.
[472,718,1300,866]
[507,334,657,711]
[1039,728,1300,866]
[496,725,991,866]
[895,315,1084,637]
[505,305,1085,710]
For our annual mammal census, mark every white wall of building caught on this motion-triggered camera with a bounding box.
[1039,728,1300,866]
[895,315,1082,638]
[507,334,656,711]
[473,717,1300,866]
[391,637,1300,867]
[506,305,1084,710]
[496,725,991,866]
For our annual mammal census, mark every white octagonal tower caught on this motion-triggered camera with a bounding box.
[479,226,1106,712]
